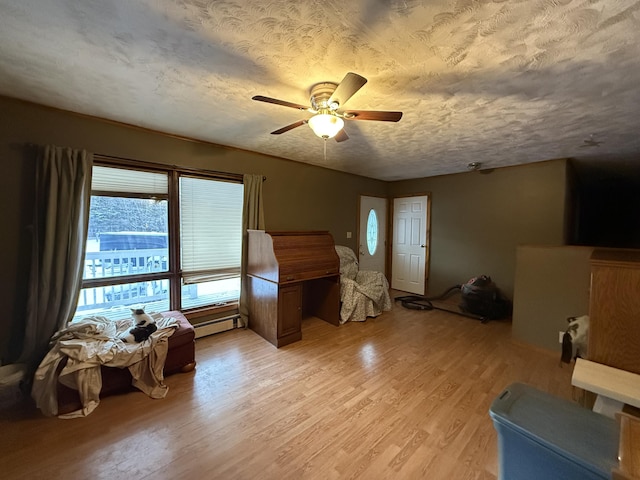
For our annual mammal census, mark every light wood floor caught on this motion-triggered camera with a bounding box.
[0,297,574,480]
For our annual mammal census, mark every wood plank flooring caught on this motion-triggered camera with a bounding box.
[0,297,574,479]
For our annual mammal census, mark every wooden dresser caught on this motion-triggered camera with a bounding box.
[589,248,640,375]
[572,248,640,479]
[246,230,341,347]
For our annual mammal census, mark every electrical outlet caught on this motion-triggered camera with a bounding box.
[558,331,565,343]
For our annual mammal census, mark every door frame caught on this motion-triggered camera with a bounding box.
[390,193,431,294]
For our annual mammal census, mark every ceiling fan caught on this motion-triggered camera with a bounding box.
[252,72,402,142]
[580,134,604,148]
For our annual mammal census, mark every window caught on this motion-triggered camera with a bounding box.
[366,209,378,256]
[73,163,243,321]
[179,175,243,310]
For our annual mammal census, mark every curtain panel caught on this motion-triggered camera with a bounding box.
[20,145,93,377]
[239,174,265,327]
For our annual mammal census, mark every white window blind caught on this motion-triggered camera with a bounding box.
[92,165,168,194]
[180,176,244,284]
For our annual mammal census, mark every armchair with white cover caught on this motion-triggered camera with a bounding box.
[334,245,392,323]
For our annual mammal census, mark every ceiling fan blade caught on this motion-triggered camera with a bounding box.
[270,120,307,135]
[328,72,367,108]
[344,110,403,122]
[334,129,349,142]
[252,95,309,111]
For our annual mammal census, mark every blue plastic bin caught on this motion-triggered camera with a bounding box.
[489,383,619,480]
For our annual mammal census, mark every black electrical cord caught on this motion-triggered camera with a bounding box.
[394,284,489,323]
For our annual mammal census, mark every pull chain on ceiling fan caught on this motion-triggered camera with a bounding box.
[252,72,402,142]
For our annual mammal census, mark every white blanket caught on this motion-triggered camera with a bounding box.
[32,313,178,418]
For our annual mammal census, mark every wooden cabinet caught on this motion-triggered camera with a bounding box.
[613,412,640,480]
[589,248,640,376]
[246,230,340,347]
[278,284,302,339]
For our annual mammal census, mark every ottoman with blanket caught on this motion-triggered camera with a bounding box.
[33,311,195,417]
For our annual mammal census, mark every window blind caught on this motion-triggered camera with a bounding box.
[92,165,168,194]
[180,176,243,284]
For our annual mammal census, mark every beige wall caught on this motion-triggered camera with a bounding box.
[512,245,593,352]
[388,160,569,300]
[0,96,386,363]
[0,95,577,363]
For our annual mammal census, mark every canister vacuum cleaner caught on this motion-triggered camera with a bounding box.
[395,275,512,323]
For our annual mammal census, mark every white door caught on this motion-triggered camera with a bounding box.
[358,195,387,274]
[392,195,429,294]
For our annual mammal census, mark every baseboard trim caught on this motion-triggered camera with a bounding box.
[194,315,240,338]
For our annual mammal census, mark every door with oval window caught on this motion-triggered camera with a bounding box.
[358,195,387,274]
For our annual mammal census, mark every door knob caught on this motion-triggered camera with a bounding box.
[420,244,426,248]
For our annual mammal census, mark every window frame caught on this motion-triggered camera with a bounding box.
[78,155,244,317]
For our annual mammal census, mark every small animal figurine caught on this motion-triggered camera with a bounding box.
[119,307,157,343]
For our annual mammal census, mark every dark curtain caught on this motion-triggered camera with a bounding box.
[19,145,93,376]
[239,174,265,327]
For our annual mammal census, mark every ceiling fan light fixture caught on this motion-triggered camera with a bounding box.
[308,113,344,139]
[252,72,401,141]
[467,161,482,171]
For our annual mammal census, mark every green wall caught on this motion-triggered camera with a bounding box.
[388,161,569,300]
[0,95,574,363]
[0,96,386,364]
[512,245,593,351]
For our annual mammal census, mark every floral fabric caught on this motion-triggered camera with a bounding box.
[335,246,392,323]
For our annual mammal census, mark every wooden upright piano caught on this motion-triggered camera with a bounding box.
[246,230,341,347]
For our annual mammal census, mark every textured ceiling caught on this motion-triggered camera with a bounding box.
[1,0,639,181]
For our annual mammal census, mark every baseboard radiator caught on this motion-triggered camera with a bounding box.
[194,314,241,339]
